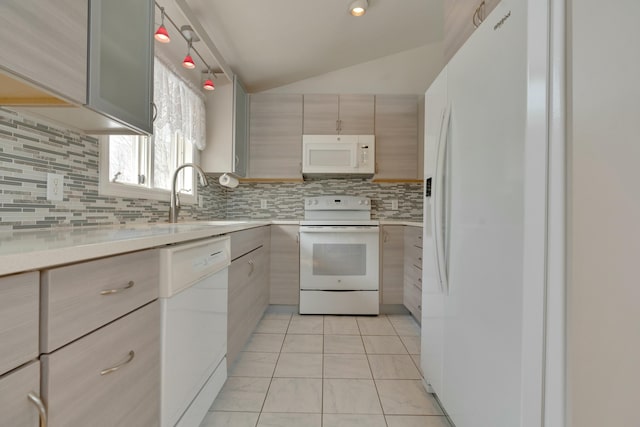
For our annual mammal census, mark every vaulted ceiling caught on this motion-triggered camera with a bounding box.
[172,0,444,92]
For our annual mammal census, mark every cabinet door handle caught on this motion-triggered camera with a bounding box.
[27,392,47,427]
[383,231,389,243]
[100,280,135,295]
[152,102,158,122]
[100,350,135,376]
[235,155,240,168]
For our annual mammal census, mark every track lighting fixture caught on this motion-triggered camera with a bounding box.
[154,7,171,43]
[348,0,368,16]
[182,42,196,69]
[180,26,199,69]
[154,2,219,92]
[203,69,215,91]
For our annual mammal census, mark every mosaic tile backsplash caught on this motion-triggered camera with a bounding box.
[0,109,423,232]
[224,180,423,221]
[0,108,225,232]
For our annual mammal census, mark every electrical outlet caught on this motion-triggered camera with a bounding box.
[47,173,64,201]
[391,199,399,210]
[198,195,204,208]
[260,199,268,209]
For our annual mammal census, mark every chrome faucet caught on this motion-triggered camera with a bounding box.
[169,163,209,223]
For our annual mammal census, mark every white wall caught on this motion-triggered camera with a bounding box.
[262,43,444,95]
[568,1,640,426]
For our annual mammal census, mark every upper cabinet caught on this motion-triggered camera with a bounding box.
[0,0,87,105]
[248,94,303,179]
[245,93,420,180]
[374,95,420,180]
[87,0,154,134]
[444,0,501,63]
[303,94,374,135]
[0,0,154,134]
[202,75,249,177]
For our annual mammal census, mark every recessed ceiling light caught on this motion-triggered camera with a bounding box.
[349,0,368,17]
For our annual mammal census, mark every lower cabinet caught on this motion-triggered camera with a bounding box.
[41,301,160,426]
[0,272,39,377]
[228,227,270,370]
[0,360,41,427]
[403,227,423,322]
[269,225,300,305]
[381,226,405,305]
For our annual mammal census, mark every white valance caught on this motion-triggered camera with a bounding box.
[153,57,207,150]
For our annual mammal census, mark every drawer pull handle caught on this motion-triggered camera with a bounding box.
[27,392,47,427]
[100,281,135,295]
[100,350,135,376]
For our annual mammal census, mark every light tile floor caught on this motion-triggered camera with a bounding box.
[202,311,451,427]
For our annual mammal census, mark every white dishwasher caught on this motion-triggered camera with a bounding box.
[159,236,230,427]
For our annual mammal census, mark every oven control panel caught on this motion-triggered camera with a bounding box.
[305,196,371,211]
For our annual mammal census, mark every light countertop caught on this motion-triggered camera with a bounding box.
[0,221,269,277]
[0,219,422,277]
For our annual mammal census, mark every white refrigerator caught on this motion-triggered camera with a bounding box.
[421,1,554,426]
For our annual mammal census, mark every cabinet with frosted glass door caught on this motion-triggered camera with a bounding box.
[202,75,249,177]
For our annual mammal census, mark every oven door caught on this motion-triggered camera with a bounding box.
[299,226,379,290]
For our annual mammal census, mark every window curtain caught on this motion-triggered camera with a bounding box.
[153,57,206,150]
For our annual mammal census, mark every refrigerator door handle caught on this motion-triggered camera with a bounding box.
[433,104,451,295]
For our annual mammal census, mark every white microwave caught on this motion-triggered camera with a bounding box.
[302,135,375,176]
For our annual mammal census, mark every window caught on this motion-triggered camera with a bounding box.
[100,57,206,202]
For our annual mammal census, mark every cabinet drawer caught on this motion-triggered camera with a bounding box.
[230,226,267,260]
[404,248,423,272]
[404,226,423,249]
[0,360,41,427]
[42,301,160,427]
[41,249,159,353]
[0,272,39,376]
[404,264,423,290]
[403,278,421,321]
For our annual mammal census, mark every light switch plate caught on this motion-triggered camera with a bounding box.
[260,199,268,209]
[391,199,399,210]
[47,173,64,201]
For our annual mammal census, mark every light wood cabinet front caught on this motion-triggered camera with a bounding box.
[249,94,303,178]
[0,0,87,104]
[41,249,159,353]
[227,227,270,370]
[0,272,38,376]
[403,226,423,322]
[0,361,41,427]
[374,95,420,179]
[338,94,375,134]
[228,246,269,369]
[303,94,374,135]
[444,0,501,63]
[230,226,268,260]
[269,225,300,305]
[41,301,160,427]
[381,226,405,305]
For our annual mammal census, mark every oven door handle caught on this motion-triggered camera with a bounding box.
[299,227,379,233]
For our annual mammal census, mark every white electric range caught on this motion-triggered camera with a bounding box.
[299,196,380,315]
